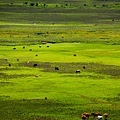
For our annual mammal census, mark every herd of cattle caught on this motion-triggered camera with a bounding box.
[81,112,108,120]
[4,46,110,119]
[10,46,86,74]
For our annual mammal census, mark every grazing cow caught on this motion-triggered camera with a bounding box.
[33,64,37,67]
[73,54,77,56]
[97,115,103,120]
[13,47,16,50]
[47,46,49,47]
[82,112,90,118]
[76,70,80,73]
[35,75,39,77]
[36,54,38,56]
[83,66,86,69]
[9,64,11,67]
[55,67,59,70]
[29,49,32,51]
[45,97,47,100]
[39,46,41,48]
[81,114,86,120]
[23,46,25,49]
[103,113,108,120]
[5,59,7,61]
[42,41,47,44]
[91,112,101,118]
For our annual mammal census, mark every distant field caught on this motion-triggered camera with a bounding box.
[0,0,120,45]
[0,0,120,120]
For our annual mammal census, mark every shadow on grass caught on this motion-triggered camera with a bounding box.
[20,62,120,79]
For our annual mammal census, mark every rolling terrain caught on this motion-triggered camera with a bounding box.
[0,0,120,120]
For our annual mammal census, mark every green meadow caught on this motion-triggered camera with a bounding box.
[0,0,120,120]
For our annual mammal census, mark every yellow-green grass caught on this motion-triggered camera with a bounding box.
[0,43,120,65]
[0,23,120,46]
[0,43,120,119]
[0,0,120,119]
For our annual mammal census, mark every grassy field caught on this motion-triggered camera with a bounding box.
[0,43,120,120]
[0,0,120,120]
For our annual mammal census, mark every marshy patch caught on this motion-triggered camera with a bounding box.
[0,59,9,66]
[0,95,10,99]
[0,72,33,79]
[0,98,74,120]
[61,74,106,79]
[105,97,120,102]
[0,82,14,86]
[29,116,57,120]
[0,67,20,71]
[20,62,120,79]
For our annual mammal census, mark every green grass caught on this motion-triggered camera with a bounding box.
[0,0,120,119]
[0,43,120,119]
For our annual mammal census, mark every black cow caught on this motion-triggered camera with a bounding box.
[45,97,47,100]
[17,59,19,61]
[73,54,77,56]
[9,64,11,67]
[55,67,59,70]
[13,47,16,50]
[83,66,86,69]
[76,70,80,73]
[33,64,37,67]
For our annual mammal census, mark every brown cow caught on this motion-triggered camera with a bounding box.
[81,114,86,120]
[91,112,101,118]
[82,112,90,119]
[103,113,108,120]
[35,75,39,77]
